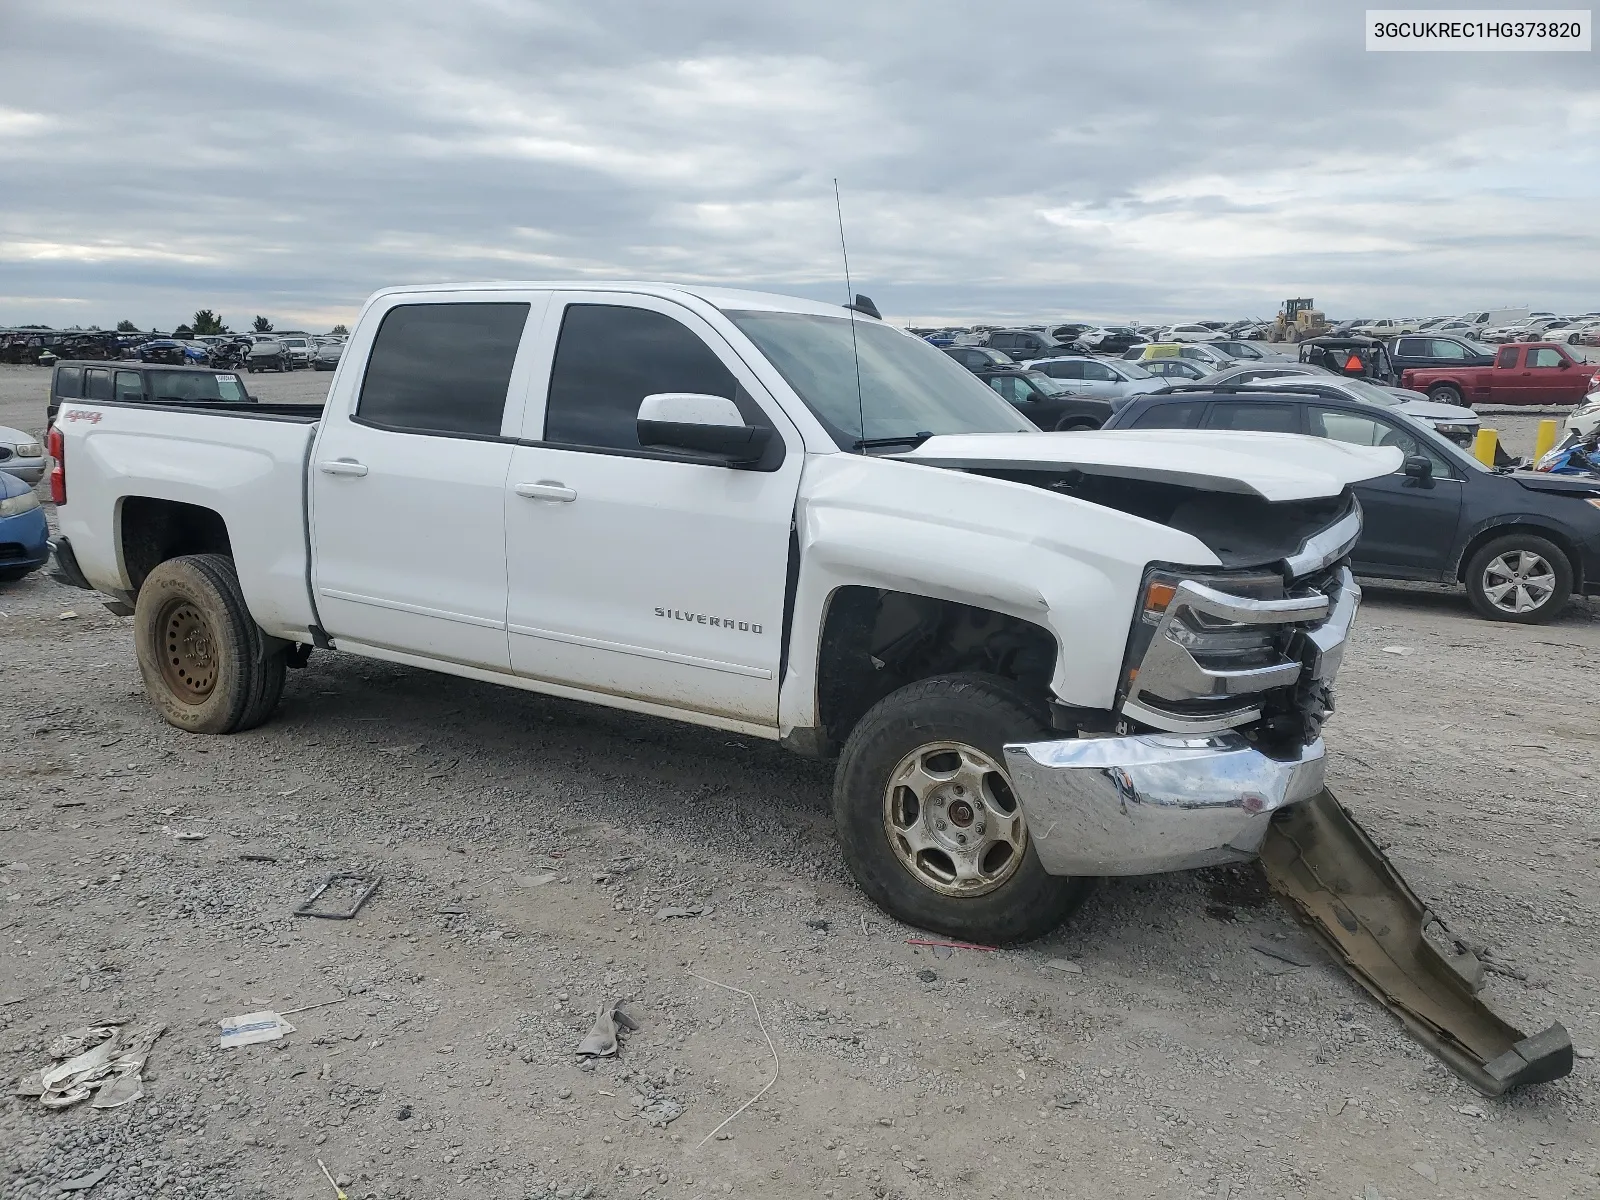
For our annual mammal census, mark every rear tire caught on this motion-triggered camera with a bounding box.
[1429,384,1465,407]
[134,553,287,733]
[833,673,1094,945]
[1463,533,1572,624]
[1054,416,1101,432]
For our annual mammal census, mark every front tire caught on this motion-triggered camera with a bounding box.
[1429,384,1465,407]
[134,553,287,733]
[1463,534,1572,623]
[833,674,1093,944]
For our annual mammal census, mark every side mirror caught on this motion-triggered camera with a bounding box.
[636,393,773,466]
[1402,454,1433,481]
[1558,359,1571,369]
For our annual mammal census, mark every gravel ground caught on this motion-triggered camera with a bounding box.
[2,361,1599,1199]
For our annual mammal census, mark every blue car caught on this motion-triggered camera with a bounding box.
[0,470,49,582]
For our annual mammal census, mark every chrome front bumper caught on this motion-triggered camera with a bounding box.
[1002,731,1326,877]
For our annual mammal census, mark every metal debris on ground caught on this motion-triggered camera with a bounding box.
[239,853,279,863]
[1381,646,1414,656]
[908,937,996,961]
[1251,939,1314,968]
[58,1164,114,1192]
[17,1022,165,1111]
[686,970,779,1149]
[220,1011,296,1049]
[317,1157,350,1200]
[576,1001,639,1058]
[293,873,380,919]
[655,905,709,920]
[162,827,206,841]
[1262,789,1573,1095]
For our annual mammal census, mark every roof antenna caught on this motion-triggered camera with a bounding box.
[834,178,866,448]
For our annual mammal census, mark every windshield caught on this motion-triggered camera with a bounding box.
[1114,360,1152,379]
[1340,378,1403,408]
[1022,371,1074,395]
[725,311,1032,445]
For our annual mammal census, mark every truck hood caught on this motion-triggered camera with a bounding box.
[895,430,1402,502]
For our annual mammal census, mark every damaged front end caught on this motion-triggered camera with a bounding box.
[1004,502,1361,878]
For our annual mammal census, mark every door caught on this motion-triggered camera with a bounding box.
[1075,359,1122,399]
[1522,346,1588,404]
[310,298,544,670]
[1490,346,1524,403]
[504,294,804,725]
[1305,406,1462,579]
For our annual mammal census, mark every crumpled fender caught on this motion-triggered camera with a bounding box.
[778,453,1222,734]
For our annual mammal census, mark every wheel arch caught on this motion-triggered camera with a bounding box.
[1452,519,1584,591]
[118,495,233,594]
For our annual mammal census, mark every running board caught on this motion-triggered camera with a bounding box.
[1260,789,1572,1096]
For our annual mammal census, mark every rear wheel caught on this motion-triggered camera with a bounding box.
[1430,384,1465,407]
[833,674,1093,944]
[1464,534,1572,623]
[1054,416,1101,432]
[134,553,286,733]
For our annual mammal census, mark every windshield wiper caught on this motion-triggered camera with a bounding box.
[854,432,934,451]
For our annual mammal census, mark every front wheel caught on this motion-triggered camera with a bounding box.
[833,674,1093,944]
[1464,534,1572,623]
[134,553,287,733]
[1054,416,1101,432]
[1429,384,1465,407]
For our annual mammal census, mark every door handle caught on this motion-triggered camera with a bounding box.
[515,481,577,503]
[318,459,369,477]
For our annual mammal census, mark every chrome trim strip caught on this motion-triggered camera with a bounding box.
[1004,732,1327,876]
[1284,504,1362,578]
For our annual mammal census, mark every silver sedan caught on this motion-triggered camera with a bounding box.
[1026,355,1166,403]
[0,424,46,485]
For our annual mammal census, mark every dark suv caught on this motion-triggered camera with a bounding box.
[943,345,1019,371]
[1103,384,1600,623]
[984,329,1083,362]
[47,361,256,427]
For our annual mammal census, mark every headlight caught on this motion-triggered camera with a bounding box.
[13,441,42,458]
[1123,567,1288,691]
[0,491,41,517]
[1433,423,1475,436]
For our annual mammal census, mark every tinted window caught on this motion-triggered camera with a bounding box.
[1080,361,1118,382]
[1206,402,1300,433]
[1528,348,1564,368]
[1496,348,1519,369]
[1395,338,1427,357]
[54,366,83,398]
[1130,401,1205,429]
[114,371,143,401]
[357,302,529,437]
[545,304,744,452]
[84,369,113,401]
[1040,361,1083,380]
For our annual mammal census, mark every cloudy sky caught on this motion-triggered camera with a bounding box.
[2,0,1596,331]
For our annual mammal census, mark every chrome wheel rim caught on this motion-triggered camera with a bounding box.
[882,742,1027,898]
[158,600,218,702]
[1482,551,1556,614]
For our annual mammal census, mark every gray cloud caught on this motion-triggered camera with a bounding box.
[2,0,1596,330]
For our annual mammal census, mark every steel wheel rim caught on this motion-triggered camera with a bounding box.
[1482,550,1556,614]
[157,599,219,702]
[882,741,1028,898]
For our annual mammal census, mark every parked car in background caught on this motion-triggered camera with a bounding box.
[1353,318,1420,338]
[137,339,204,366]
[1076,326,1143,354]
[0,425,46,485]
[1162,323,1217,342]
[1205,340,1292,363]
[279,336,313,368]
[248,340,291,373]
[1027,356,1164,403]
[943,345,1017,371]
[1481,317,1562,344]
[1460,308,1530,332]
[47,362,258,427]
[1138,357,1209,381]
[1388,335,1497,374]
[985,328,1084,361]
[1402,343,1594,408]
[1103,386,1600,623]
[970,367,1115,430]
[0,469,49,583]
[1510,318,1570,342]
[313,341,345,371]
[1538,321,1600,346]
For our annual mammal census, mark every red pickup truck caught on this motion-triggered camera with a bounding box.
[1402,342,1599,408]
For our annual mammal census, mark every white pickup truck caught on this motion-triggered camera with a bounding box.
[48,281,1396,944]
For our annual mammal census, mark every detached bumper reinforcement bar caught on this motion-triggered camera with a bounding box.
[1262,790,1572,1097]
